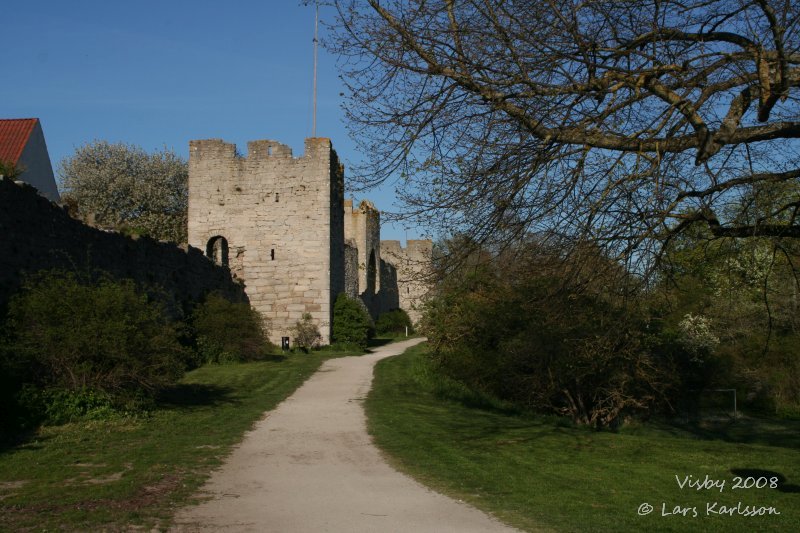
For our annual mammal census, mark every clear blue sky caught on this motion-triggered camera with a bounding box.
[2,0,422,243]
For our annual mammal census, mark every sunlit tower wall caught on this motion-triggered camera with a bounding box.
[188,137,345,344]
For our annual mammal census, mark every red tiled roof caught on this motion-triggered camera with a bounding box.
[0,118,38,165]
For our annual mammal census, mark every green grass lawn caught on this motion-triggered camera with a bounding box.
[366,344,800,532]
[0,349,356,531]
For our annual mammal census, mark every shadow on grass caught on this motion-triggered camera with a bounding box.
[0,382,245,454]
[437,417,557,444]
[156,383,239,410]
[662,416,800,450]
[368,337,394,348]
[261,353,288,362]
[730,469,800,494]
[390,393,557,444]
[413,385,800,451]
[383,345,800,450]
[0,428,53,455]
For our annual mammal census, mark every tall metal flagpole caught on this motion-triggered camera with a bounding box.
[312,1,319,137]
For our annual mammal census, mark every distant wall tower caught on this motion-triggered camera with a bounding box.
[380,239,433,324]
[343,199,381,317]
[188,137,345,344]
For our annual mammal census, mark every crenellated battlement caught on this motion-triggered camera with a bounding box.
[381,239,433,259]
[189,137,334,163]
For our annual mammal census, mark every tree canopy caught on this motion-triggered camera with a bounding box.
[331,0,800,270]
[60,141,188,243]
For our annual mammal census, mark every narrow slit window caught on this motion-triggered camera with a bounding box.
[275,193,279,202]
[271,249,275,260]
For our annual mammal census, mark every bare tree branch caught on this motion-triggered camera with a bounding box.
[330,0,800,271]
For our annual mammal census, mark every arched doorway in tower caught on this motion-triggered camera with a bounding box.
[206,236,229,267]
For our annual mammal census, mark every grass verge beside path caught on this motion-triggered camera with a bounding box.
[0,350,354,531]
[366,343,800,533]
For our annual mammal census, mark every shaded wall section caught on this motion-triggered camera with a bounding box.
[343,199,381,318]
[0,178,244,316]
[380,239,433,325]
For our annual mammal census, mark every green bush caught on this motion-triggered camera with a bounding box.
[421,243,677,428]
[192,292,272,363]
[376,308,414,336]
[15,385,119,425]
[292,313,322,352]
[0,329,31,429]
[6,271,187,409]
[332,293,374,349]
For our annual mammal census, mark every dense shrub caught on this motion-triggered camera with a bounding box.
[422,243,678,428]
[6,271,187,409]
[15,385,118,425]
[332,293,374,349]
[292,313,322,352]
[191,292,272,363]
[0,327,29,429]
[375,308,413,336]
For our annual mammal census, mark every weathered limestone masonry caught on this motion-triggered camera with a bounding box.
[343,199,381,317]
[342,200,433,323]
[188,138,345,344]
[0,178,244,315]
[380,239,433,324]
[344,242,359,299]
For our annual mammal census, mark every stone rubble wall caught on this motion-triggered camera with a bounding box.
[0,178,244,317]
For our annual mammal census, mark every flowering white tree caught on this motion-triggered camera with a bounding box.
[678,313,720,362]
[60,141,188,243]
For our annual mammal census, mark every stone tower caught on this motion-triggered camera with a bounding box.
[380,239,433,324]
[188,137,345,344]
[343,199,381,317]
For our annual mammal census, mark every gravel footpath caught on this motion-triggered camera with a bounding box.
[171,338,520,532]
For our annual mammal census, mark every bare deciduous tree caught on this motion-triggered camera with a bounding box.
[330,0,800,270]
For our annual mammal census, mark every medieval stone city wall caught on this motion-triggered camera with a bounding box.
[0,178,243,316]
[1,132,431,348]
[188,138,345,344]
[380,239,433,324]
[343,199,382,317]
[377,257,400,315]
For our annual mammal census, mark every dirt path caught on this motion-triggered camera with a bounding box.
[171,338,519,532]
